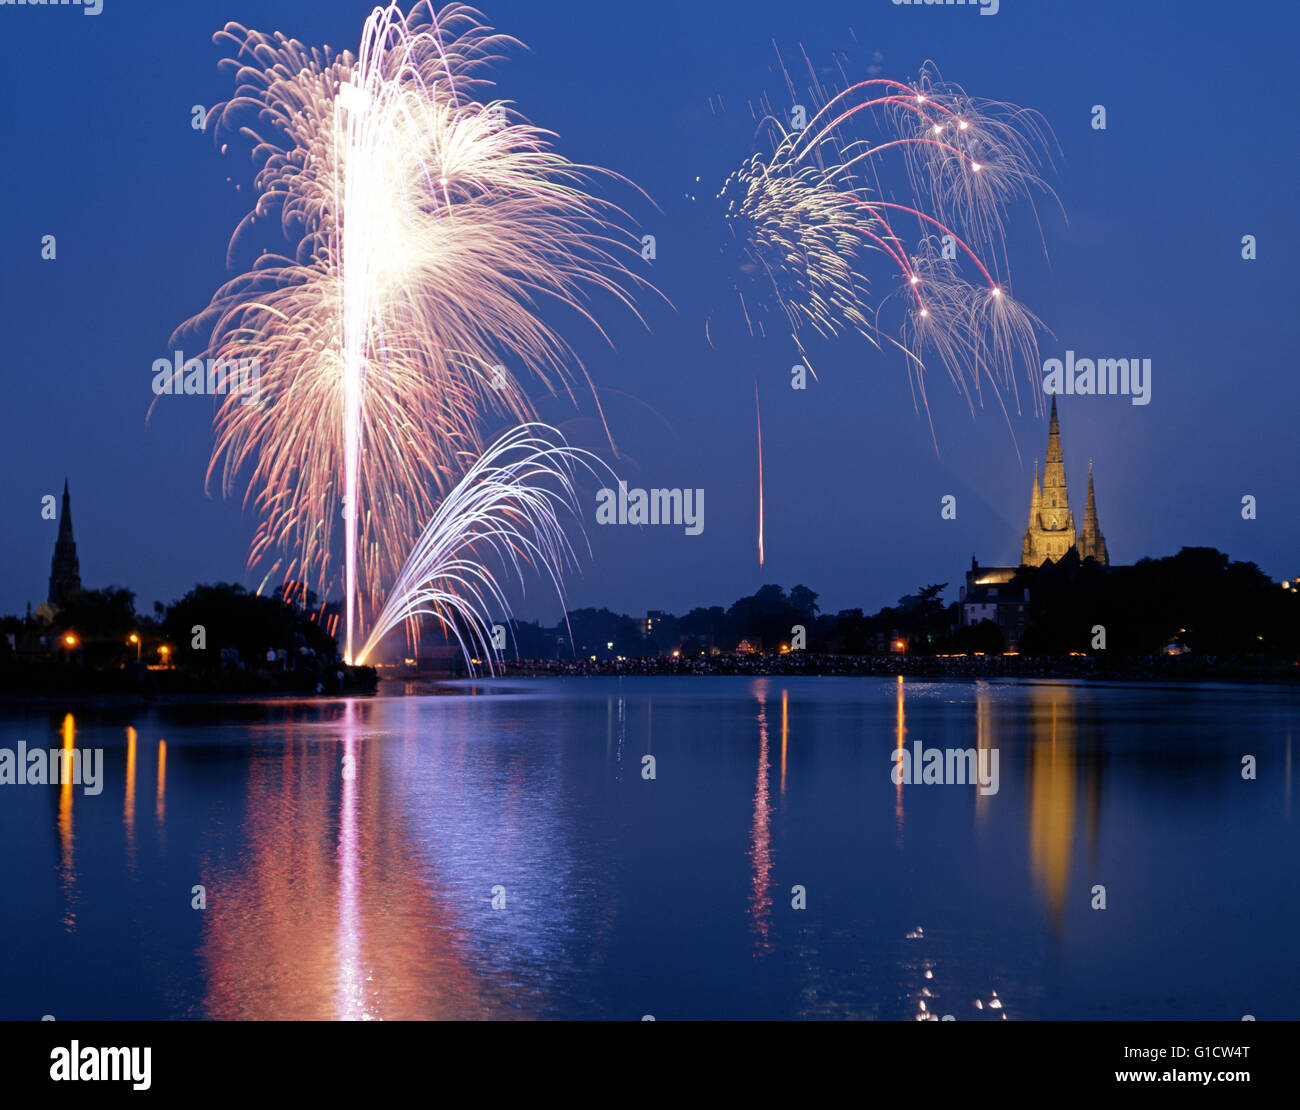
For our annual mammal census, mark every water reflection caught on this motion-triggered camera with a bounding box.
[975,684,994,822]
[124,726,137,869]
[780,689,788,796]
[203,713,361,1019]
[334,702,369,1020]
[748,679,774,956]
[155,739,167,831]
[4,677,1294,1020]
[1027,685,1076,932]
[57,713,76,930]
[895,675,906,844]
[199,698,601,1018]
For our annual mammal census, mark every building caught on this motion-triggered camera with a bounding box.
[48,479,82,607]
[1022,397,1108,566]
[958,400,1113,649]
[636,610,669,637]
[959,558,1029,649]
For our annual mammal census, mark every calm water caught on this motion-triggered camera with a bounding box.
[1,677,1296,1021]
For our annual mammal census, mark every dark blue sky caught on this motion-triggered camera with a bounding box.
[1,0,1296,625]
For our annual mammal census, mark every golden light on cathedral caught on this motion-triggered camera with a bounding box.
[1022,398,1107,568]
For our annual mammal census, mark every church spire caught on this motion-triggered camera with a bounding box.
[57,479,74,543]
[49,478,82,607]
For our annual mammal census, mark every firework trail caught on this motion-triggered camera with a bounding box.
[354,424,608,670]
[174,3,647,661]
[755,380,764,567]
[718,59,1059,438]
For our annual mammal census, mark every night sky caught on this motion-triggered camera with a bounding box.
[1,0,1295,626]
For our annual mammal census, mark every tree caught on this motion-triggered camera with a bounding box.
[162,583,338,668]
[790,585,820,620]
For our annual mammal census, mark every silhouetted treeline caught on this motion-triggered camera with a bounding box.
[1014,546,1298,656]
[503,547,1298,661]
[0,583,373,696]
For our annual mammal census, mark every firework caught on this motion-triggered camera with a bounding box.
[176,3,645,660]
[354,424,607,670]
[718,61,1059,434]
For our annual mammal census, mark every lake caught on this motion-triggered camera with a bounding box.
[1,676,1296,1020]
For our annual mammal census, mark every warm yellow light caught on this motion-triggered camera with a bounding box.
[63,634,77,647]
[128,633,139,644]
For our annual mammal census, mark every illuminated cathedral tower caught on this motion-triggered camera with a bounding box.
[48,479,82,607]
[1021,398,1107,566]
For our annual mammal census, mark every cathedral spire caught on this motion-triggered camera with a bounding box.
[1022,459,1041,564]
[1079,459,1109,564]
[1022,399,1077,564]
[1046,395,1062,463]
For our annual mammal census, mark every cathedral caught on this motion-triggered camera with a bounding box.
[961,399,1110,647]
[1021,397,1108,566]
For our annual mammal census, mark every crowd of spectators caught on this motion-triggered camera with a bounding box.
[499,651,1297,682]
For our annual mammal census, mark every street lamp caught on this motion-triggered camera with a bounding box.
[159,645,171,668]
[128,632,141,662]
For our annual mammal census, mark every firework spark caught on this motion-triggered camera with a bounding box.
[354,424,607,670]
[718,60,1059,436]
[175,3,646,660]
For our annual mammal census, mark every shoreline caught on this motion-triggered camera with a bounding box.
[0,653,1294,710]
[494,652,1300,685]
